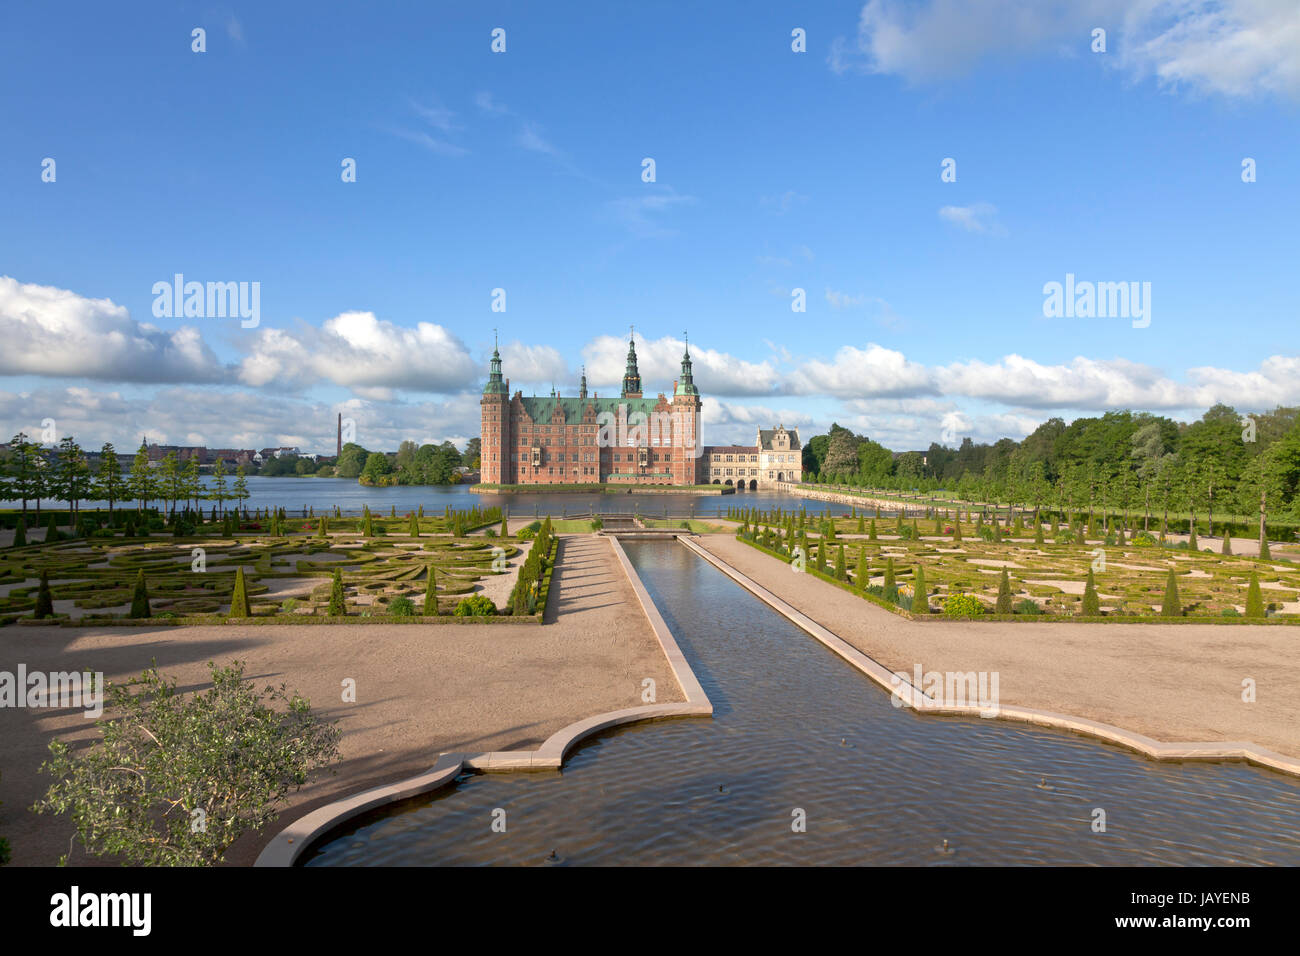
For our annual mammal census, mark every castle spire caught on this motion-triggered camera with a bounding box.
[621,326,642,398]
[483,332,506,395]
[579,364,588,399]
[675,330,699,398]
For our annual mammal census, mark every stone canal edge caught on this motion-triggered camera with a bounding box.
[678,536,1300,780]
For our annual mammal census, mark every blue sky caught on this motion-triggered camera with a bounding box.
[2,0,1297,454]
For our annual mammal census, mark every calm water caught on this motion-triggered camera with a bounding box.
[61,476,859,518]
[303,540,1300,866]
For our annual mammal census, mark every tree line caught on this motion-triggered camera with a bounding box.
[800,404,1300,537]
[0,433,249,518]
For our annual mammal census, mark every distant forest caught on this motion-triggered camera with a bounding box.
[799,405,1300,525]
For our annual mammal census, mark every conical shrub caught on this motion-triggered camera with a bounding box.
[996,569,1013,614]
[425,565,439,615]
[12,519,25,547]
[328,568,346,616]
[1161,568,1181,617]
[913,563,928,613]
[1082,569,1100,616]
[1245,571,1265,618]
[130,569,151,618]
[33,570,54,619]
[228,566,252,618]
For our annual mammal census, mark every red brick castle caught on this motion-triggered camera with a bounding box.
[479,332,703,486]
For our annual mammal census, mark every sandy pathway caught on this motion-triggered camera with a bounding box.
[0,533,682,867]
[696,536,1300,762]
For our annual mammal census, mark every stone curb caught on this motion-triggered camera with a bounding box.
[680,536,1300,779]
[254,535,712,866]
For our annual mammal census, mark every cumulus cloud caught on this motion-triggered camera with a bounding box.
[498,341,569,386]
[0,276,226,384]
[832,0,1300,99]
[237,311,480,393]
[787,343,938,398]
[938,202,1004,235]
[937,354,1196,409]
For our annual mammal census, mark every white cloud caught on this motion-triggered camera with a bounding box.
[0,276,226,384]
[825,288,868,309]
[939,202,1004,235]
[603,187,696,238]
[498,341,569,386]
[237,311,479,393]
[833,0,1300,99]
[518,122,561,156]
[787,343,938,398]
[938,354,1195,409]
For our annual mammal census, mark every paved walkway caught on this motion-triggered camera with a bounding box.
[0,534,682,866]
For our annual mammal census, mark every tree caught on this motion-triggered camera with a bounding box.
[327,569,346,616]
[33,661,340,866]
[424,565,438,615]
[232,465,250,515]
[336,442,369,479]
[209,459,229,517]
[12,518,26,547]
[996,569,1013,614]
[1082,569,1100,616]
[33,570,54,619]
[913,563,928,613]
[1161,568,1181,617]
[129,442,156,512]
[360,452,393,486]
[883,558,897,602]
[159,452,183,517]
[95,443,126,514]
[55,437,93,525]
[4,433,40,514]
[463,437,482,471]
[183,454,203,514]
[1245,572,1265,618]
[130,569,151,618]
[229,567,252,618]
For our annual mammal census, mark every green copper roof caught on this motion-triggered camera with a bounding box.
[517,396,667,424]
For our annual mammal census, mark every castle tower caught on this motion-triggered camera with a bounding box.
[620,328,643,399]
[672,334,702,484]
[579,366,588,400]
[480,334,511,483]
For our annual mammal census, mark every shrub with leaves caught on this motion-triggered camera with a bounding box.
[33,661,340,866]
[454,595,497,616]
[943,593,984,619]
[388,596,416,617]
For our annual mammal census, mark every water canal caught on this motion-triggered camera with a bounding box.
[303,540,1300,865]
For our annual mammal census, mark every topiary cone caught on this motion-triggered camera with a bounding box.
[228,566,252,618]
[130,569,151,618]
